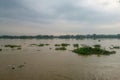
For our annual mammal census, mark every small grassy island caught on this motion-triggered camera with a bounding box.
[72,45,116,55]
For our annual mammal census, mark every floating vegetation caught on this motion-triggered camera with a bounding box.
[38,44,44,47]
[93,44,101,48]
[61,43,70,47]
[109,45,120,49]
[12,67,15,70]
[113,46,120,49]
[0,48,2,51]
[17,47,22,50]
[8,63,26,70]
[18,64,25,68]
[8,65,16,70]
[55,47,67,50]
[30,43,49,47]
[30,44,38,46]
[98,40,101,42]
[45,44,49,46]
[55,44,61,46]
[72,45,116,55]
[55,43,70,47]
[5,45,21,48]
[73,44,79,48]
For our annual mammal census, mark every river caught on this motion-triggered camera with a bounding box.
[0,39,120,80]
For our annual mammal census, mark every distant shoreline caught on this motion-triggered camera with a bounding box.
[0,34,120,39]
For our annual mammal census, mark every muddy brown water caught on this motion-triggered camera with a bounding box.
[0,39,120,80]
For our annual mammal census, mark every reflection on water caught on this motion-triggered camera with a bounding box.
[0,39,120,80]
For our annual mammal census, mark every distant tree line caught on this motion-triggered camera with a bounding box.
[0,34,120,39]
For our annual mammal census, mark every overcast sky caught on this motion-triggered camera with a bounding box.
[0,0,120,35]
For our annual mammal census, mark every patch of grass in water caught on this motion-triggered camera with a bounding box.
[30,44,38,46]
[38,44,44,47]
[30,44,49,47]
[55,44,61,46]
[98,40,101,42]
[112,46,120,49]
[45,44,49,46]
[55,47,67,50]
[61,43,70,47]
[93,44,101,48]
[109,45,120,49]
[55,43,70,47]
[17,47,22,50]
[72,46,116,55]
[73,44,79,48]
[0,49,2,51]
[18,65,25,68]
[5,45,21,48]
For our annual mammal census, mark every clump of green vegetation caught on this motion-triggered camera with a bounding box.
[109,45,120,49]
[45,44,49,46]
[55,44,61,46]
[0,49,2,51]
[94,44,101,49]
[98,40,101,42]
[18,64,25,68]
[38,44,44,47]
[55,47,67,50]
[113,46,120,49]
[73,44,79,48]
[17,47,22,50]
[30,44,38,46]
[72,46,116,55]
[5,45,21,48]
[30,43,49,47]
[55,43,70,47]
[61,43,70,47]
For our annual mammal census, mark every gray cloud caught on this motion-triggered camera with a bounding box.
[1,0,120,24]
[0,0,57,24]
[0,0,120,35]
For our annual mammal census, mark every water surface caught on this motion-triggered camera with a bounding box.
[0,39,120,80]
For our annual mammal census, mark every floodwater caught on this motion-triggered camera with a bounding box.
[0,39,120,80]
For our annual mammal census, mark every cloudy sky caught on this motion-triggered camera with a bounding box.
[0,0,120,35]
